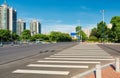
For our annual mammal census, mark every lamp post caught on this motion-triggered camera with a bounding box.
[102,9,105,43]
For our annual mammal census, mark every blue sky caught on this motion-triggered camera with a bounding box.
[0,0,120,33]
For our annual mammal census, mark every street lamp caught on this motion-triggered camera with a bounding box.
[101,9,105,43]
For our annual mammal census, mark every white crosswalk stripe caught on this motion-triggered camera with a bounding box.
[44,57,115,61]
[12,69,70,75]
[37,60,100,64]
[50,55,113,58]
[27,64,89,68]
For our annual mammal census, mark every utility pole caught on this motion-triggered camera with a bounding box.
[102,9,105,43]
[102,10,104,23]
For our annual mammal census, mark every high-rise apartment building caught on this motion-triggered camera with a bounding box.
[17,19,26,35]
[0,2,17,32]
[30,20,41,35]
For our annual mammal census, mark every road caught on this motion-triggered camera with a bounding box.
[0,42,77,65]
[0,43,119,78]
[98,43,120,58]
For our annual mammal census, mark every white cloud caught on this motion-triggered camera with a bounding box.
[42,24,77,34]
[41,23,97,34]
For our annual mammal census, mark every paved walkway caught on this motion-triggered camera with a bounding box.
[11,43,115,78]
[85,66,120,78]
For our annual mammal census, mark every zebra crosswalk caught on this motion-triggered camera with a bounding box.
[12,44,114,78]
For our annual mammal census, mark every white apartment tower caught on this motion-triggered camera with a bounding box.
[0,1,17,32]
[30,20,41,35]
[17,19,26,35]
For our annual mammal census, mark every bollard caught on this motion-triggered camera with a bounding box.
[115,58,120,72]
[96,64,101,78]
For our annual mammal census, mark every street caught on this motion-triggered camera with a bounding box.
[0,42,77,65]
[0,43,119,78]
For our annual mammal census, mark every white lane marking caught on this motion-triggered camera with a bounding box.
[50,55,113,58]
[27,64,89,68]
[37,60,100,64]
[54,54,111,56]
[12,69,70,75]
[44,58,115,61]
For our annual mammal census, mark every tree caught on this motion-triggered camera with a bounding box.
[31,34,49,41]
[107,28,114,42]
[49,31,72,42]
[0,30,11,42]
[90,27,98,37]
[110,16,120,42]
[81,30,88,41]
[76,26,81,36]
[11,32,19,41]
[21,30,31,41]
[97,21,107,42]
[89,36,98,42]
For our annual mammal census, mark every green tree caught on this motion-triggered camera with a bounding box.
[97,21,107,42]
[89,36,98,42]
[90,27,98,37]
[21,30,31,41]
[110,16,120,42]
[81,30,88,41]
[31,34,49,41]
[76,26,81,36]
[0,30,11,42]
[49,31,72,42]
[11,32,19,41]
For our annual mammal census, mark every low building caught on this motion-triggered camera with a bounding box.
[83,29,91,38]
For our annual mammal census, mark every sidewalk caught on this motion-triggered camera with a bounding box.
[85,65,120,78]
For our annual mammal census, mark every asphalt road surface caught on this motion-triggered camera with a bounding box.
[0,42,77,65]
[98,43,120,58]
[0,43,119,78]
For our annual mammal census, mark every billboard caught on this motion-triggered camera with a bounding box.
[70,32,76,36]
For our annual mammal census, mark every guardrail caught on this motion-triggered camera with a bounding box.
[72,58,120,78]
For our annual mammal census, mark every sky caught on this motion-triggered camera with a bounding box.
[0,0,120,34]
